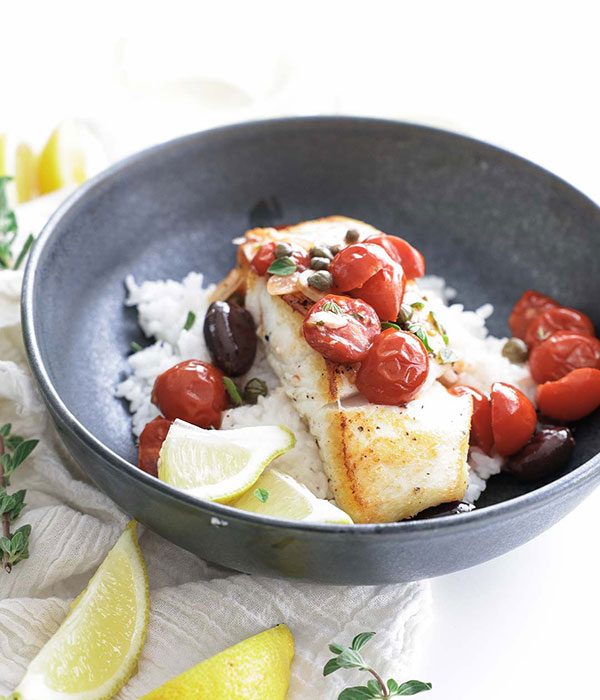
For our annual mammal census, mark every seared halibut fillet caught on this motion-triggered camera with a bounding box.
[242,217,472,523]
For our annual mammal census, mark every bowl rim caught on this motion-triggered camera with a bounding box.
[21,115,600,537]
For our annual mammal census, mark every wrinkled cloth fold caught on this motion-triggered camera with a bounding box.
[0,194,430,697]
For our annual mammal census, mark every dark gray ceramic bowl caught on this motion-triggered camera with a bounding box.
[22,117,600,584]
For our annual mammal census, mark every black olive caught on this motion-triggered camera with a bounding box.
[203,301,257,377]
[412,501,475,519]
[502,427,575,483]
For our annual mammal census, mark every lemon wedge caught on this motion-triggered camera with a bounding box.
[234,469,354,524]
[139,624,294,700]
[37,120,108,194]
[15,521,149,700]
[158,420,295,504]
[0,134,38,203]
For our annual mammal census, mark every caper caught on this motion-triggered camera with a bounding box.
[243,377,268,405]
[310,256,331,271]
[309,245,333,260]
[329,244,342,256]
[396,304,414,325]
[502,337,529,363]
[307,270,333,290]
[274,243,293,259]
[344,229,360,244]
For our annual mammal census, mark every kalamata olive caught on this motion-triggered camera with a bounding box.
[502,337,529,363]
[413,501,475,520]
[502,427,575,483]
[203,301,257,376]
[310,256,331,271]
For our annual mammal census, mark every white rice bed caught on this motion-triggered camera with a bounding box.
[115,272,535,505]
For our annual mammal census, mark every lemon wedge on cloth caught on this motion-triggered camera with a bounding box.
[0,134,38,203]
[158,419,295,504]
[37,120,108,194]
[234,468,354,524]
[15,521,149,700]
[139,624,294,700]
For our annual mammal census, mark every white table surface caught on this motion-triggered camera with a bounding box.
[424,486,600,699]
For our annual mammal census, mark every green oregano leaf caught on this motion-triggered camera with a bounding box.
[184,310,196,331]
[11,439,39,469]
[381,321,401,331]
[323,300,342,314]
[267,256,296,276]
[254,488,269,503]
[223,377,243,406]
[351,632,376,651]
[0,423,11,437]
[395,680,433,695]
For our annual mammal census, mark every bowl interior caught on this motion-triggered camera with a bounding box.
[31,118,600,509]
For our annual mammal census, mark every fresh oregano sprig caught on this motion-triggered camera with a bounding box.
[0,176,35,270]
[0,423,38,573]
[324,632,432,699]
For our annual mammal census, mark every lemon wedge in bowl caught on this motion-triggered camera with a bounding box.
[15,521,149,700]
[234,469,354,524]
[139,624,294,700]
[158,419,296,504]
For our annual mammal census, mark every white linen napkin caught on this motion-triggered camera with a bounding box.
[0,194,431,697]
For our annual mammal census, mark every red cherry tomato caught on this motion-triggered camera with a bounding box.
[364,233,425,279]
[303,295,380,363]
[250,241,310,276]
[536,368,600,422]
[329,243,396,292]
[355,329,429,405]
[524,306,595,348]
[529,331,600,384]
[138,416,172,477]
[490,382,537,456]
[151,359,227,429]
[509,290,560,340]
[350,264,406,321]
[448,385,493,455]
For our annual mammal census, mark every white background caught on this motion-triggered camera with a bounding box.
[4,2,600,697]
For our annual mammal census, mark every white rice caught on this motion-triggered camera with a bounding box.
[116,271,535,505]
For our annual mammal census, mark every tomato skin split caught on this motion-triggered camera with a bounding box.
[448,385,494,455]
[536,368,600,422]
[363,233,425,279]
[490,382,537,457]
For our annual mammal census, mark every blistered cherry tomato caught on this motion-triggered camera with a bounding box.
[448,385,493,455]
[355,329,429,405]
[535,368,600,422]
[529,331,600,384]
[151,359,227,429]
[138,416,172,477]
[303,295,380,363]
[525,307,594,348]
[349,264,406,321]
[329,243,396,292]
[490,382,537,456]
[364,233,425,279]
[250,241,310,276]
[509,290,560,340]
